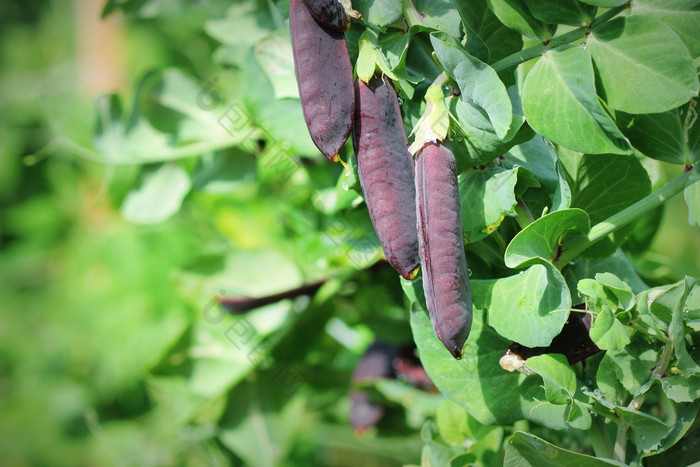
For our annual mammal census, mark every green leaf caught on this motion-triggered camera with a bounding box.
[567,251,648,295]
[686,164,700,226]
[524,354,576,405]
[568,153,651,256]
[430,33,487,78]
[486,0,557,41]
[451,58,513,140]
[667,276,700,374]
[351,0,403,28]
[630,0,700,58]
[192,150,257,194]
[436,400,469,446]
[254,30,298,99]
[204,2,275,48]
[522,46,632,155]
[579,0,626,6]
[414,0,464,39]
[637,400,700,464]
[453,0,523,63]
[356,31,377,82]
[522,0,597,27]
[617,107,695,165]
[661,375,700,402]
[588,15,699,114]
[596,354,628,404]
[605,335,662,396]
[615,406,671,453]
[505,208,590,269]
[504,431,626,466]
[121,163,191,224]
[505,135,559,188]
[459,166,529,243]
[589,307,632,350]
[484,263,571,347]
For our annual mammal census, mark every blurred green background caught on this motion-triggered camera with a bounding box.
[1,1,699,465]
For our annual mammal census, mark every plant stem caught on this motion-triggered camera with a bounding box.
[514,199,535,228]
[491,4,628,73]
[402,0,423,29]
[554,170,691,269]
[590,416,614,460]
[614,421,627,464]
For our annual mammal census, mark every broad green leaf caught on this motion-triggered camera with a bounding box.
[617,107,694,165]
[636,400,700,464]
[589,307,632,350]
[567,251,648,295]
[407,283,521,425]
[524,354,576,405]
[569,153,651,256]
[579,0,626,6]
[352,0,402,28]
[686,164,700,226]
[505,135,559,188]
[459,166,529,243]
[596,354,628,404]
[414,0,464,39]
[430,33,487,78]
[522,46,632,155]
[505,208,590,269]
[588,15,699,114]
[486,0,557,41]
[605,335,662,396]
[522,0,597,27]
[406,286,572,427]
[121,163,191,224]
[451,58,513,140]
[504,431,626,466]
[453,0,523,63]
[631,0,700,58]
[614,407,671,453]
[254,30,297,99]
[450,102,533,166]
[484,263,571,347]
[661,375,700,402]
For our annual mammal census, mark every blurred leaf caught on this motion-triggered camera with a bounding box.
[121,163,191,224]
[254,30,298,99]
[686,164,700,226]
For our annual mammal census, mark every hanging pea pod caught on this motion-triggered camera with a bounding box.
[301,0,348,32]
[415,142,472,359]
[353,75,420,279]
[290,0,354,162]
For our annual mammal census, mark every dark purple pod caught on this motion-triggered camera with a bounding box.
[350,341,396,432]
[302,0,348,32]
[290,0,354,162]
[353,76,420,279]
[415,142,472,359]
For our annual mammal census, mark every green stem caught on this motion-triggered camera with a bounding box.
[554,170,691,269]
[491,4,629,73]
[402,0,423,29]
[614,421,627,464]
[514,199,535,229]
[590,416,614,460]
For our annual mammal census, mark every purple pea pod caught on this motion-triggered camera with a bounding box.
[350,341,396,432]
[415,142,473,359]
[353,75,420,279]
[290,0,354,162]
[302,0,348,32]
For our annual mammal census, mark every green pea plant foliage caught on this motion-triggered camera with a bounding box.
[37,0,700,465]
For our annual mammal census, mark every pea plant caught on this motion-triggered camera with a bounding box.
[76,0,699,465]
